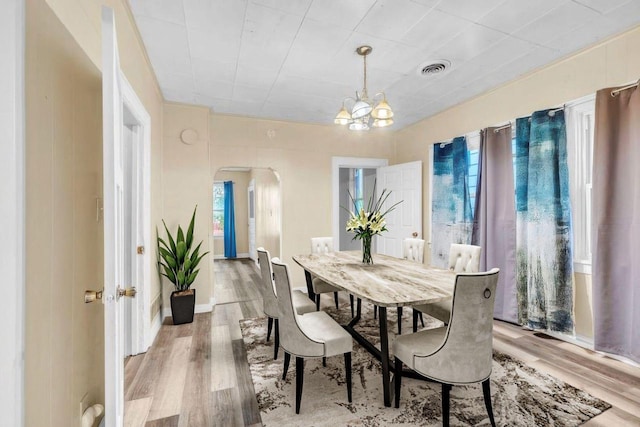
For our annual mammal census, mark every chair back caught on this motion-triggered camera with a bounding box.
[403,238,425,263]
[271,258,324,357]
[414,268,499,384]
[448,243,481,272]
[311,237,334,254]
[256,247,279,318]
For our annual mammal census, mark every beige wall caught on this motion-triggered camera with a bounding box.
[25,1,104,425]
[394,25,640,340]
[210,115,396,286]
[162,103,212,306]
[213,170,251,256]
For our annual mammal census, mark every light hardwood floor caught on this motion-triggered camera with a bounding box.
[124,259,640,426]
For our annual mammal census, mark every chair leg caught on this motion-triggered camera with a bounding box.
[374,305,377,319]
[334,292,339,310]
[266,317,273,342]
[482,379,496,427]
[442,383,452,427]
[394,357,403,408]
[315,294,321,311]
[322,357,326,367]
[274,319,280,360]
[296,357,304,414]
[282,352,291,380]
[412,310,418,333]
[344,352,352,403]
[350,294,354,318]
[420,312,425,327]
[397,307,403,334]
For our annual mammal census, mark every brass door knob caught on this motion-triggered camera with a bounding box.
[117,286,137,299]
[85,290,103,304]
[412,232,418,238]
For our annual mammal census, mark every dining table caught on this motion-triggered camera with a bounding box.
[292,250,456,407]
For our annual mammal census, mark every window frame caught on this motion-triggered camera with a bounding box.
[566,95,596,274]
[213,181,225,238]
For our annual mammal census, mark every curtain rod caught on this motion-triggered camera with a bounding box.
[611,79,640,97]
[493,123,512,133]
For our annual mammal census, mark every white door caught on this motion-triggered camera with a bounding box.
[376,161,423,258]
[248,179,256,260]
[102,7,127,426]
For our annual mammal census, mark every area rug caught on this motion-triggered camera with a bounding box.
[240,303,610,426]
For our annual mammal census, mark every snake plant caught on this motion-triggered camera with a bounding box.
[158,206,209,291]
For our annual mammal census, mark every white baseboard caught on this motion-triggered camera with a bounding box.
[214,252,250,260]
[210,297,216,307]
[149,311,162,348]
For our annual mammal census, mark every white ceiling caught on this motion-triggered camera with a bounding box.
[129,0,640,129]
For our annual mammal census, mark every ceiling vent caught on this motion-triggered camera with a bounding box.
[417,59,451,77]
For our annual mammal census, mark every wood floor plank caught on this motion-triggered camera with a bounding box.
[177,314,212,427]
[145,415,179,427]
[211,325,238,391]
[584,407,640,426]
[124,397,152,427]
[146,336,193,421]
[212,388,245,427]
[232,339,262,426]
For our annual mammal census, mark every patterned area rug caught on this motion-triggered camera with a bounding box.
[240,303,610,426]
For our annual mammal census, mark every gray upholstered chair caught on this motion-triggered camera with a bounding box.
[256,247,315,360]
[412,243,482,331]
[393,268,500,427]
[310,237,354,315]
[271,258,353,414]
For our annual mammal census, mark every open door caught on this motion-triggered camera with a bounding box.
[376,161,423,258]
[101,8,152,424]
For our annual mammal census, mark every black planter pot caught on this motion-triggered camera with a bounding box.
[170,289,196,325]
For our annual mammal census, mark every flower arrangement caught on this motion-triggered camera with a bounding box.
[345,182,401,264]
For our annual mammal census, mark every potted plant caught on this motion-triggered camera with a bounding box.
[158,206,209,325]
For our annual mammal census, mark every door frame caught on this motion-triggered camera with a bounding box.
[332,157,388,249]
[1,0,25,424]
[120,71,152,354]
[248,178,256,261]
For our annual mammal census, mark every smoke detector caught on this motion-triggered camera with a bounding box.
[417,59,451,77]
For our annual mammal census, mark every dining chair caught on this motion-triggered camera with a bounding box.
[256,247,315,360]
[271,257,353,414]
[411,243,482,331]
[310,237,354,316]
[393,268,500,427]
[374,237,426,334]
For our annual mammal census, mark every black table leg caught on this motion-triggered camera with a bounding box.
[378,306,392,407]
[304,270,315,302]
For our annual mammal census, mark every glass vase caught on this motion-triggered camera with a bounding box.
[362,233,373,264]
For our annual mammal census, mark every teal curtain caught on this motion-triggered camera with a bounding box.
[431,136,473,268]
[224,181,237,258]
[515,110,574,332]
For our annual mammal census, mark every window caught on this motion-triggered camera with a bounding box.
[213,182,224,237]
[566,96,595,271]
[352,168,364,212]
[466,133,481,217]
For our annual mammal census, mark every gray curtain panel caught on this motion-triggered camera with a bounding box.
[592,85,640,363]
[472,127,518,323]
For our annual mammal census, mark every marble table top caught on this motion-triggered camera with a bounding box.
[292,251,455,308]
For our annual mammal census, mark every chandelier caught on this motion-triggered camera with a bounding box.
[334,45,394,131]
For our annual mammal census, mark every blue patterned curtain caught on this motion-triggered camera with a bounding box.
[515,110,574,332]
[224,181,237,258]
[431,136,473,268]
